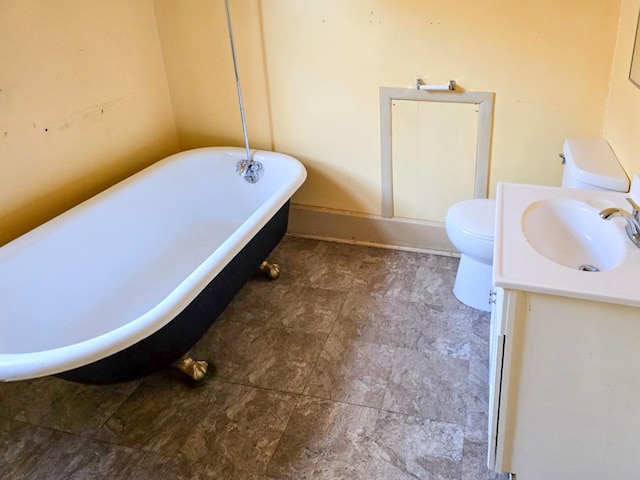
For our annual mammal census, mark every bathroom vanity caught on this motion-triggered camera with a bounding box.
[489,183,640,479]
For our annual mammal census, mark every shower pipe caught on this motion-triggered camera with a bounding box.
[224,0,263,183]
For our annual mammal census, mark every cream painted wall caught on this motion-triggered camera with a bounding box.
[153,0,274,149]
[604,0,640,178]
[154,0,620,215]
[0,1,179,246]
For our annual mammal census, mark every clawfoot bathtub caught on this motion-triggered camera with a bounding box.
[0,147,306,384]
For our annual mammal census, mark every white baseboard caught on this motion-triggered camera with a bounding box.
[287,204,458,255]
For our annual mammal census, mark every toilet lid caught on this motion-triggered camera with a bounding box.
[446,199,496,240]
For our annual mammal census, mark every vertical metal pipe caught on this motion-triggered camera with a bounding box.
[224,0,251,162]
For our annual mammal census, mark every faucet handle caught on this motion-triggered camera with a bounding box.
[626,197,640,219]
[626,197,640,211]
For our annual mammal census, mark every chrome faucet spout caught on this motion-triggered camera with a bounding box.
[599,198,640,248]
[599,207,632,221]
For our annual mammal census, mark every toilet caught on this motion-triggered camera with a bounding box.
[445,138,630,312]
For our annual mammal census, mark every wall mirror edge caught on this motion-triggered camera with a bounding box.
[629,9,640,88]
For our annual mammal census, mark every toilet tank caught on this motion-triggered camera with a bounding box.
[561,138,629,192]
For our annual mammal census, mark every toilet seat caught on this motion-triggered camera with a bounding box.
[446,199,496,240]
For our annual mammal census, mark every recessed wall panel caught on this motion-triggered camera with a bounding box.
[391,100,479,222]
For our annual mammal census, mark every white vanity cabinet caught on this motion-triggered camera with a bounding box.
[488,286,640,479]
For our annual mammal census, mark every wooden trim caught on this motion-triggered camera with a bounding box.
[287,203,458,254]
[379,87,495,217]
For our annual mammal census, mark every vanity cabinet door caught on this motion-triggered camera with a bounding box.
[487,287,504,469]
[487,287,518,473]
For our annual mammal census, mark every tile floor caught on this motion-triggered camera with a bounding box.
[0,236,508,479]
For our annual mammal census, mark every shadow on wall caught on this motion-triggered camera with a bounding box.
[156,0,276,153]
[289,156,373,213]
[0,143,177,248]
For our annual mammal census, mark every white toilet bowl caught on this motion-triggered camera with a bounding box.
[445,199,496,312]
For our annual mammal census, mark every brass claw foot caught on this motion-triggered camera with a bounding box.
[258,260,280,280]
[172,357,208,383]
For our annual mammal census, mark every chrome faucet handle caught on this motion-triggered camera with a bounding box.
[626,197,640,220]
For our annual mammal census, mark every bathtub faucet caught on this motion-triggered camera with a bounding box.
[236,159,263,184]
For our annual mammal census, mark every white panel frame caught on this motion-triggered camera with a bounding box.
[380,87,495,218]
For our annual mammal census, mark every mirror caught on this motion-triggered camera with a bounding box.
[631,11,640,88]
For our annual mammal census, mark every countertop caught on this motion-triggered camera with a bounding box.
[493,182,640,307]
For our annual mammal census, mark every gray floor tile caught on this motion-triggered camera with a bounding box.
[298,240,378,291]
[189,319,264,381]
[265,285,347,333]
[95,375,227,452]
[217,279,291,327]
[352,250,423,300]
[266,236,322,287]
[97,377,297,474]
[365,411,464,480]
[411,264,458,307]
[227,326,328,393]
[331,292,421,350]
[461,439,510,480]
[176,384,298,474]
[0,378,46,422]
[0,419,143,480]
[201,463,277,480]
[8,376,138,436]
[266,396,378,479]
[191,258,349,394]
[304,335,395,408]
[411,302,474,359]
[119,451,208,480]
[382,347,470,425]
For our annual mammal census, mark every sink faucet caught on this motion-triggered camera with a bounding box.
[599,198,640,248]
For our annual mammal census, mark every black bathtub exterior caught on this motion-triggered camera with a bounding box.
[56,201,290,384]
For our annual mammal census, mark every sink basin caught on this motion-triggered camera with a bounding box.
[495,183,640,306]
[522,198,627,272]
